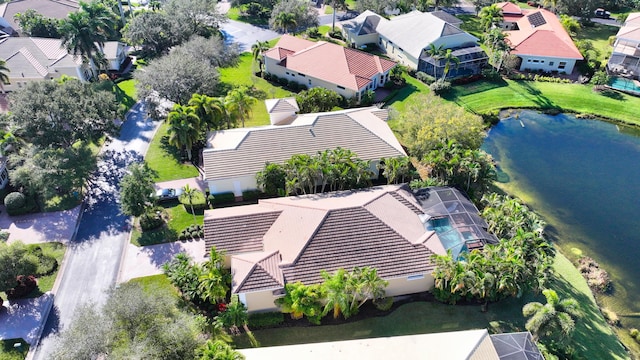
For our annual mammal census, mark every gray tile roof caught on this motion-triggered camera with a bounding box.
[205,185,438,293]
[1,0,79,33]
[202,106,405,181]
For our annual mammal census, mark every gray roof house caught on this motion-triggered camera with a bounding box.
[201,105,404,197]
[0,0,79,36]
[203,185,496,312]
[0,37,126,91]
[339,10,487,77]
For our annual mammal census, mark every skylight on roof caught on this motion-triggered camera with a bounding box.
[527,12,546,27]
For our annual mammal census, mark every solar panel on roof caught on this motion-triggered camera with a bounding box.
[527,12,546,27]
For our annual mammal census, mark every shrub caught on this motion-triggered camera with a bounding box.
[577,256,612,293]
[0,230,8,242]
[429,80,451,95]
[4,192,26,215]
[248,312,285,329]
[590,70,610,86]
[6,275,37,299]
[307,27,320,38]
[630,328,639,338]
[278,77,289,87]
[140,211,164,231]
[328,30,343,40]
[452,74,483,85]
[179,224,204,239]
[373,296,394,311]
[211,192,236,205]
[242,190,261,202]
[26,245,58,276]
[601,307,620,326]
[416,71,436,84]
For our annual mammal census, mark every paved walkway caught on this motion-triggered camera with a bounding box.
[1,205,82,245]
[118,240,207,283]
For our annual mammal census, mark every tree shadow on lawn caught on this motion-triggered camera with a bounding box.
[445,77,510,99]
[135,225,178,246]
[600,89,626,101]
[515,80,560,110]
[549,273,627,359]
[384,83,419,107]
[160,135,184,164]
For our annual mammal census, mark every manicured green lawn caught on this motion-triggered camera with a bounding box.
[219,53,293,128]
[226,7,269,26]
[145,122,200,182]
[131,201,204,246]
[115,79,137,112]
[574,23,618,61]
[443,79,640,126]
[232,252,627,359]
[0,339,29,360]
[385,74,430,115]
[128,274,180,298]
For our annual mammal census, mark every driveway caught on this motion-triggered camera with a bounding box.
[155,177,208,193]
[221,19,280,51]
[0,294,53,346]
[1,205,82,245]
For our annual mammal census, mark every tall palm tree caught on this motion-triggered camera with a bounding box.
[189,93,225,132]
[523,289,581,342]
[441,49,460,81]
[60,12,101,78]
[251,41,270,75]
[0,59,9,94]
[198,258,229,304]
[274,12,297,34]
[426,43,445,78]
[479,4,503,31]
[225,87,257,128]
[166,105,201,161]
[79,0,117,41]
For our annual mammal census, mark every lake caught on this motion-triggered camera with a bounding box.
[482,110,640,330]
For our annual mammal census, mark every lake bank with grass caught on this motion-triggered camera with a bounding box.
[482,110,640,357]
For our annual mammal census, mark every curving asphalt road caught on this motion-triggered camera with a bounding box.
[31,103,161,360]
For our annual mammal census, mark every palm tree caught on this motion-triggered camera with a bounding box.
[198,257,229,304]
[225,87,257,128]
[251,41,270,75]
[274,12,297,34]
[321,269,355,319]
[198,339,245,360]
[79,0,117,41]
[441,49,460,81]
[479,4,503,31]
[275,282,325,324]
[181,184,198,224]
[426,43,445,78]
[189,93,225,132]
[350,267,388,309]
[166,105,201,161]
[523,289,581,343]
[0,59,9,94]
[331,0,347,32]
[60,12,101,78]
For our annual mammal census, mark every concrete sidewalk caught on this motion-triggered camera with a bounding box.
[118,240,207,283]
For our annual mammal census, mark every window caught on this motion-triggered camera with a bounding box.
[558,62,567,69]
[549,61,554,66]
[407,274,425,281]
[298,73,305,77]
[337,85,345,90]
[527,59,531,62]
[308,79,312,85]
[379,38,382,45]
[285,71,290,75]
[532,59,539,63]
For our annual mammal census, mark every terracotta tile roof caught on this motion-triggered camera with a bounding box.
[204,205,282,255]
[204,185,438,292]
[265,35,395,91]
[496,1,523,15]
[505,8,583,60]
[202,106,405,181]
[232,251,284,293]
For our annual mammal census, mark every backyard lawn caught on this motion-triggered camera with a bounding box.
[145,122,200,182]
[219,52,292,128]
[442,79,640,126]
[232,252,627,359]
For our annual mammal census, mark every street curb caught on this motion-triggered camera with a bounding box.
[115,216,135,284]
[51,201,85,295]
[24,292,54,360]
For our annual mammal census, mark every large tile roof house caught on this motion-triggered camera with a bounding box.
[0,37,126,91]
[263,35,396,100]
[607,12,640,78]
[496,2,583,74]
[204,185,496,312]
[201,104,405,197]
[0,0,79,36]
[339,10,487,78]
[239,329,543,360]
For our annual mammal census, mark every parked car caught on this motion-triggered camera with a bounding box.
[594,8,611,19]
[155,188,183,201]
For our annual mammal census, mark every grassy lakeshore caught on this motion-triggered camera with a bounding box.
[443,79,640,126]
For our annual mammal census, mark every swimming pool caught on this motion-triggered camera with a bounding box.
[609,77,640,95]
[427,217,467,258]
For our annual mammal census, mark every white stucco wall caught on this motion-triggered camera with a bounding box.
[240,289,282,312]
[385,273,434,297]
[518,55,577,74]
[208,174,257,197]
[344,31,379,49]
[378,36,419,69]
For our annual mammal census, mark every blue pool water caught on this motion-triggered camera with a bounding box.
[427,218,466,258]
[609,77,640,94]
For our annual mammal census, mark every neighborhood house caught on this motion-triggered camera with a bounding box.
[263,35,396,100]
[0,37,127,91]
[203,185,497,312]
[607,12,640,78]
[201,104,405,198]
[497,2,583,74]
[339,10,487,78]
[0,0,79,37]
